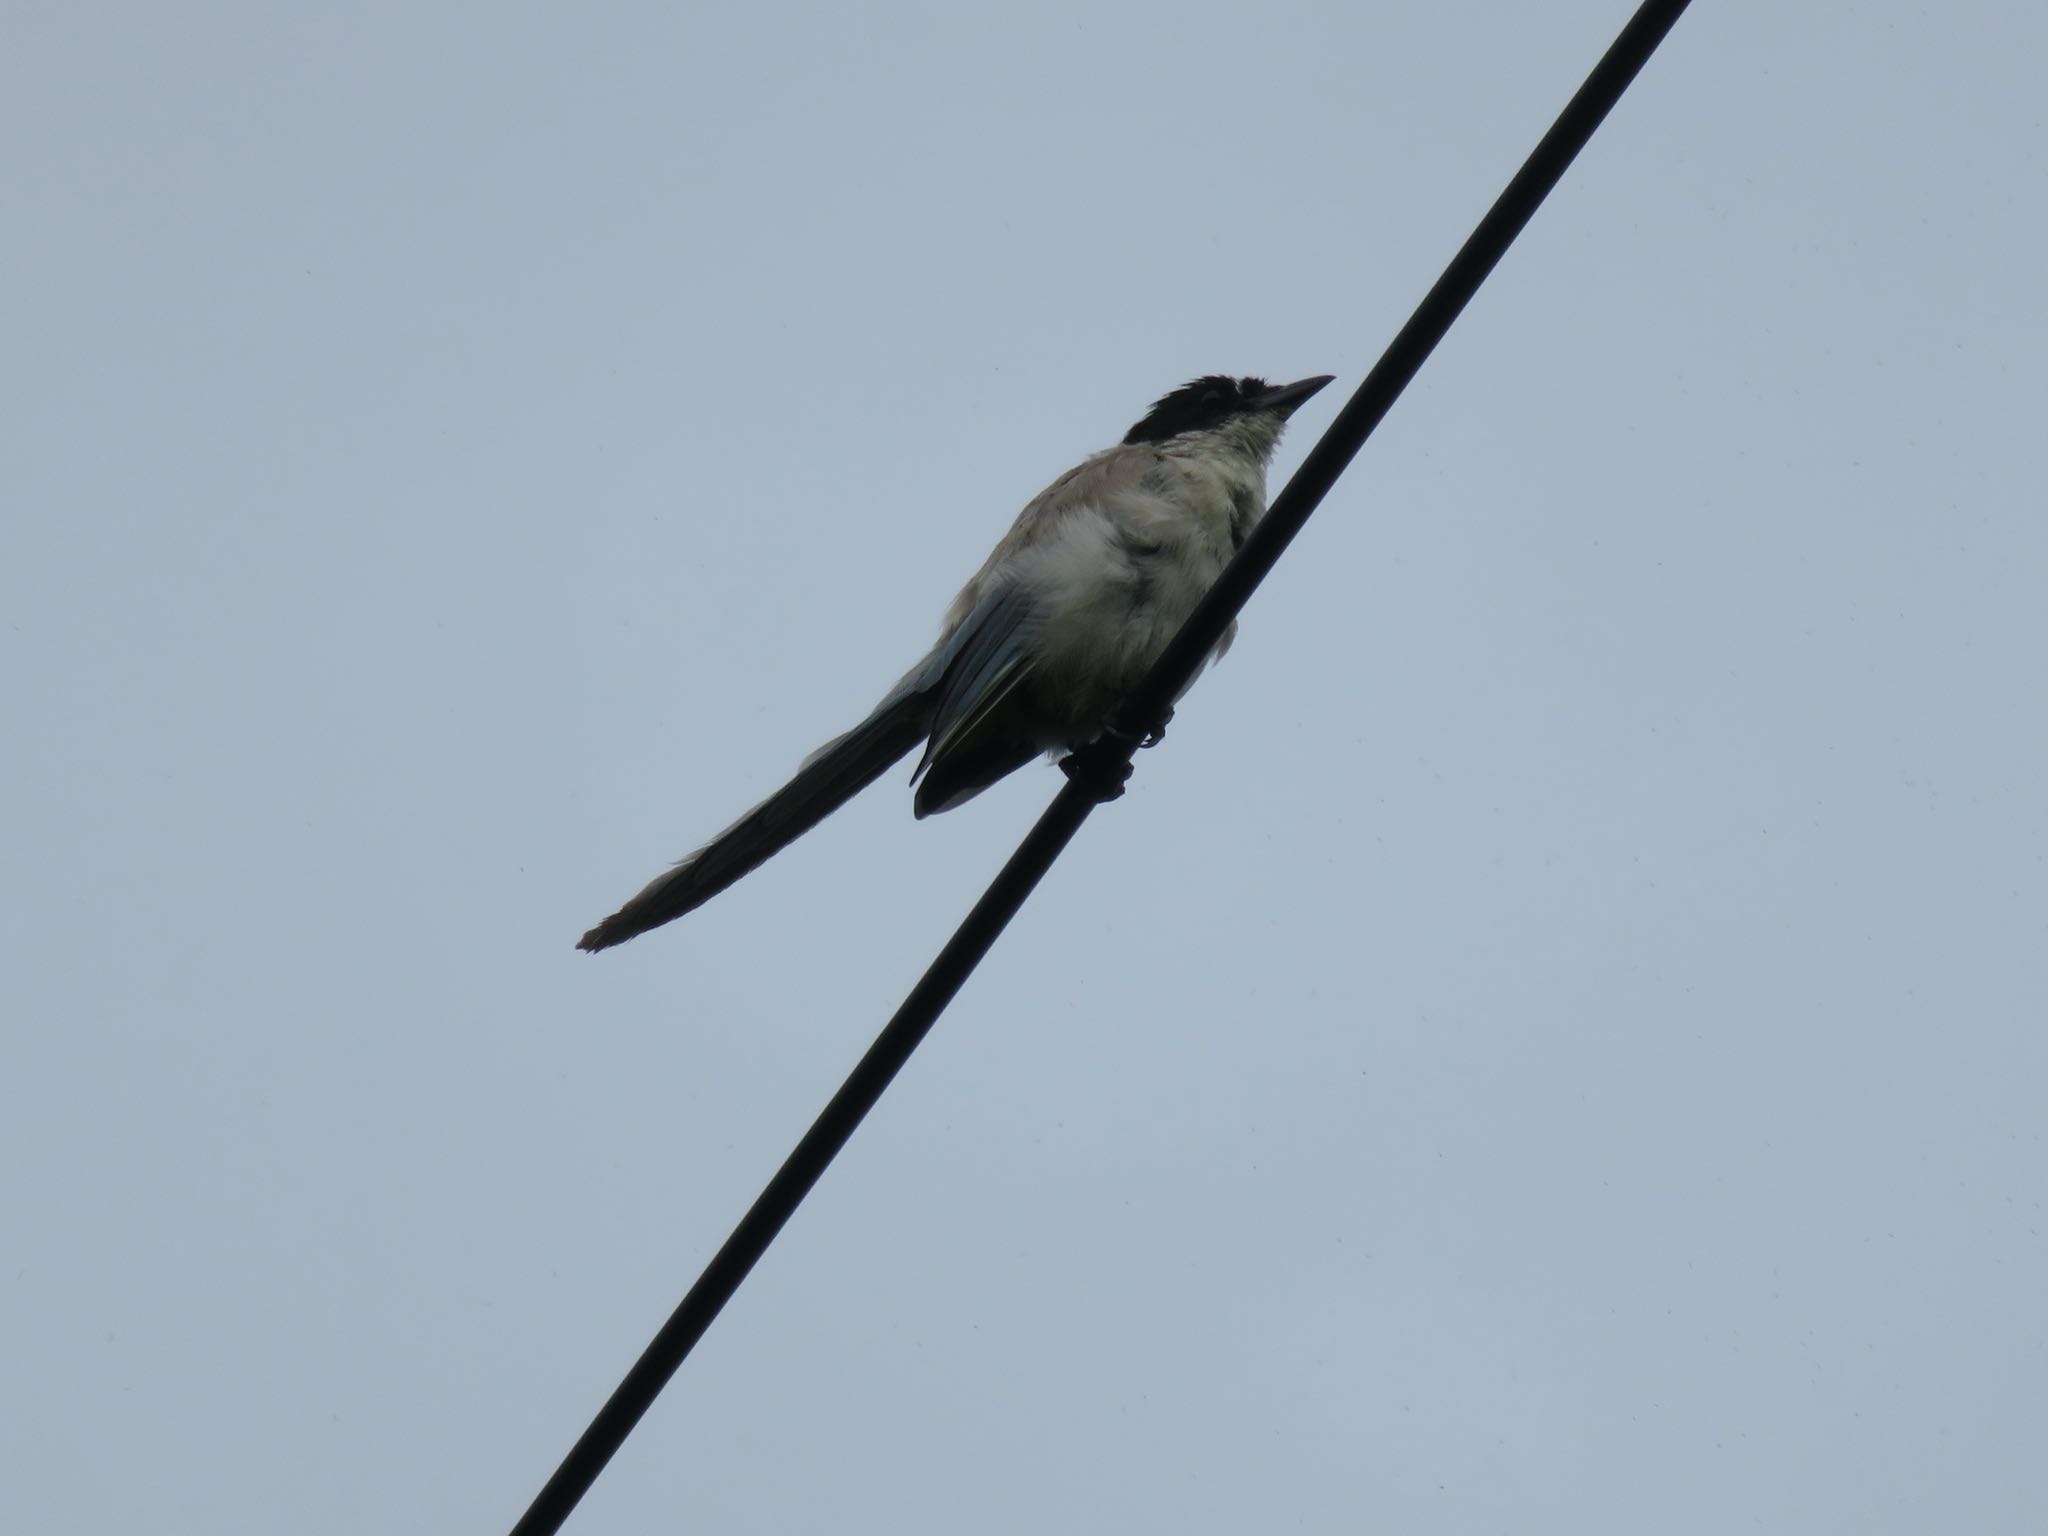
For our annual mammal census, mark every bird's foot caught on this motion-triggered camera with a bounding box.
[1102,706,1175,751]
[1060,744,1135,804]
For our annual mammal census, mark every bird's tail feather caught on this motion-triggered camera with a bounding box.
[577,690,933,951]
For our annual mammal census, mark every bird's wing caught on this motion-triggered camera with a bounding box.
[936,444,1157,629]
[914,579,1038,784]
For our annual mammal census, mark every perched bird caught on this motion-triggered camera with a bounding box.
[578,372,1333,951]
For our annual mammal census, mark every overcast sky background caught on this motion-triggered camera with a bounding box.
[5,2,2044,1532]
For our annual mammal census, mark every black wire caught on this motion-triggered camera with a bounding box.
[510,3,1694,1530]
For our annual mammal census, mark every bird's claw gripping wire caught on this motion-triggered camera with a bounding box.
[1104,705,1175,751]
[1060,743,1136,803]
[1061,706,1174,803]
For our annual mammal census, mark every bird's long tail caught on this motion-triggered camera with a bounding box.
[577,689,934,951]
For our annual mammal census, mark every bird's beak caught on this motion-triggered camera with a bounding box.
[1255,374,1336,419]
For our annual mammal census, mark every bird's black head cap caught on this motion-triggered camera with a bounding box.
[1121,374,1333,446]
[1123,376,1270,446]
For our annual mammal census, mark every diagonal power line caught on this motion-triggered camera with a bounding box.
[511,2,1695,1529]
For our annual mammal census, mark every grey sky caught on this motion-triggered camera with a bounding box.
[5,2,2044,1532]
